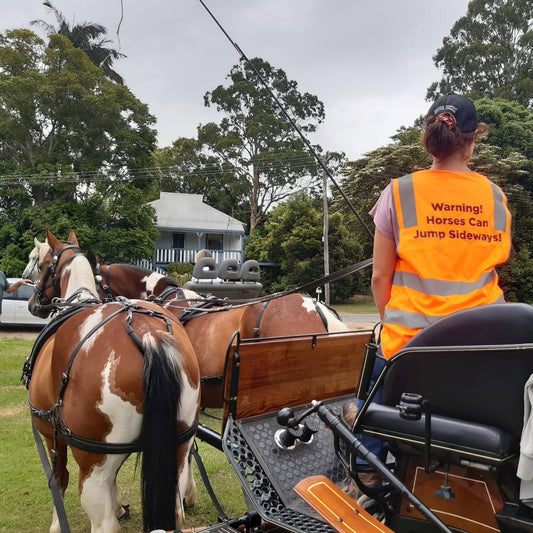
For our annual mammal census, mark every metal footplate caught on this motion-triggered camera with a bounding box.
[222,397,353,533]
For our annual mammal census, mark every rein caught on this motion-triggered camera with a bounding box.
[32,423,71,533]
[166,257,373,323]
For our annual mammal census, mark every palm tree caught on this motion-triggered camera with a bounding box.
[31,1,125,84]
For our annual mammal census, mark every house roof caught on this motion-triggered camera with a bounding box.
[149,192,245,234]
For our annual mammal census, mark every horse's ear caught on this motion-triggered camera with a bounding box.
[68,230,79,247]
[94,253,104,266]
[34,237,42,247]
[46,229,60,250]
[86,251,98,274]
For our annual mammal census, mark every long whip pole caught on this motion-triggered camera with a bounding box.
[197,0,374,241]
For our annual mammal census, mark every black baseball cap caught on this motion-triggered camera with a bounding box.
[427,93,478,132]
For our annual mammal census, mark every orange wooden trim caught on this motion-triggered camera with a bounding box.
[295,475,394,533]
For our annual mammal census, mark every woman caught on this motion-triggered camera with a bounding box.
[344,93,512,499]
[372,93,511,358]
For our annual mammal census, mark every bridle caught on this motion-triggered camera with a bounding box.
[34,241,87,309]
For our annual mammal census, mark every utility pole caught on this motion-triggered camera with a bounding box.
[321,158,330,305]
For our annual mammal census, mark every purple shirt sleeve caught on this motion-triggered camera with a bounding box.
[369,182,397,243]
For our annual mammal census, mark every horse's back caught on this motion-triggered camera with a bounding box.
[241,293,346,337]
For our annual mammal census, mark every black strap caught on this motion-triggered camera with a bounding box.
[32,423,71,533]
[284,258,373,297]
[191,442,228,520]
[177,257,374,313]
[57,420,198,455]
[253,300,271,338]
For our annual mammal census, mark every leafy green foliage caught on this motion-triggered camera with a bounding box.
[166,262,193,285]
[427,0,533,109]
[199,58,326,229]
[245,192,368,302]
[0,28,158,271]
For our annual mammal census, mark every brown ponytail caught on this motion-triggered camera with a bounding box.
[421,116,487,159]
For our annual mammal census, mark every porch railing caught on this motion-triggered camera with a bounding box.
[153,247,242,266]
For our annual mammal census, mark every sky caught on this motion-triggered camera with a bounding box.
[3,0,470,161]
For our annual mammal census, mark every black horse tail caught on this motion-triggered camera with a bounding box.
[140,333,183,532]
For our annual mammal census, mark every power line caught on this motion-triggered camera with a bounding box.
[0,153,326,187]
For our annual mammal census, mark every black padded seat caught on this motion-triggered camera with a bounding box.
[362,404,517,464]
[406,302,533,347]
[358,302,533,465]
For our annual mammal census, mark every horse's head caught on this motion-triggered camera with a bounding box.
[22,237,46,282]
[28,229,97,317]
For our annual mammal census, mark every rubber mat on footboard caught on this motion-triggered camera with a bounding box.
[223,395,354,525]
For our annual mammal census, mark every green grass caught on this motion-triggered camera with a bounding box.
[0,338,246,532]
[334,295,378,314]
[0,297,377,531]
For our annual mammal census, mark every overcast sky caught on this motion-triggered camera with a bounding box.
[3,0,470,160]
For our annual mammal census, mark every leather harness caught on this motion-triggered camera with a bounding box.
[26,246,198,457]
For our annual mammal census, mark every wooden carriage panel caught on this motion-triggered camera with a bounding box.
[399,456,503,533]
[223,330,372,425]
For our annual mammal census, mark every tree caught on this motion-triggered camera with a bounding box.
[476,97,533,190]
[31,1,125,84]
[151,137,250,222]
[0,29,158,272]
[427,0,533,109]
[245,192,368,302]
[198,57,325,230]
[0,30,156,182]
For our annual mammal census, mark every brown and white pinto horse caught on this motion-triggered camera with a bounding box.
[25,230,200,533]
[24,242,349,408]
[86,261,350,408]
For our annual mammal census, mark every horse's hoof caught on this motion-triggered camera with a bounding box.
[183,498,196,510]
[118,504,131,521]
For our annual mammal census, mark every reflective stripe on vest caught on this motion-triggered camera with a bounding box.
[384,293,505,329]
[392,270,498,296]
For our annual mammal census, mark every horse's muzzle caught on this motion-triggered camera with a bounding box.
[28,294,53,319]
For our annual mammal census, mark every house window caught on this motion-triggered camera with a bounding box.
[172,233,185,249]
[206,234,223,250]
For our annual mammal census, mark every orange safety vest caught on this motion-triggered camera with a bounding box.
[381,170,511,358]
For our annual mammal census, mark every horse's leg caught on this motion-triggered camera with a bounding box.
[175,440,197,529]
[112,475,128,520]
[182,448,197,509]
[76,452,127,533]
[47,437,69,533]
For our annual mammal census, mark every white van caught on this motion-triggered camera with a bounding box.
[1,278,50,327]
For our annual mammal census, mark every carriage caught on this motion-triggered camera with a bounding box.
[22,230,533,533]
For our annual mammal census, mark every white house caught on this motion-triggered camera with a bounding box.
[148,192,246,269]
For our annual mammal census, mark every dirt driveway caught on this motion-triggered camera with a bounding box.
[0,327,41,341]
